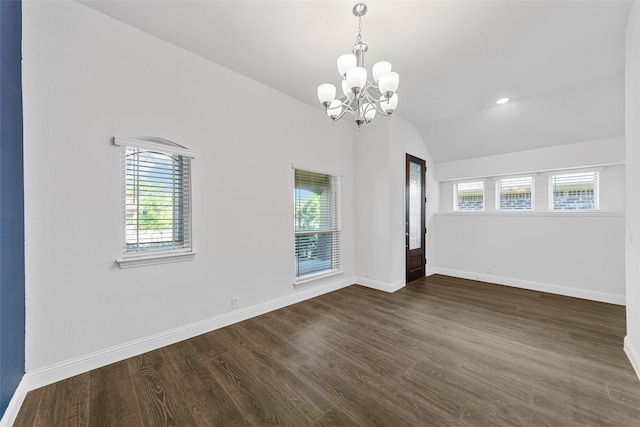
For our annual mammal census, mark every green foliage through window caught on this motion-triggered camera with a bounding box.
[125,148,189,253]
[294,169,340,279]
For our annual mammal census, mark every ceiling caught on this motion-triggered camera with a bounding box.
[79,0,632,163]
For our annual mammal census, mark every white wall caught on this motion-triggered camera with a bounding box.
[354,119,392,286]
[625,0,640,380]
[435,212,625,304]
[434,141,625,305]
[354,115,438,290]
[22,1,356,374]
[436,137,624,182]
[389,116,439,278]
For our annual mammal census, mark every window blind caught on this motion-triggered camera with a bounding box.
[122,147,192,254]
[498,176,533,210]
[455,180,484,211]
[550,172,598,210]
[294,169,340,279]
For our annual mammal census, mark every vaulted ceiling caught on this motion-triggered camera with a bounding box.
[79,0,632,162]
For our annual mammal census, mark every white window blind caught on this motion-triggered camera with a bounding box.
[455,181,484,211]
[116,137,194,258]
[550,172,598,210]
[294,169,340,280]
[498,176,533,210]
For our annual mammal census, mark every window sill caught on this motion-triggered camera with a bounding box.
[438,211,623,218]
[294,269,343,287]
[116,252,196,269]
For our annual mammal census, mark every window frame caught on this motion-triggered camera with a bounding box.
[496,175,535,211]
[114,137,196,268]
[454,180,485,211]
[293,164,342,285]
[548,171,599,211]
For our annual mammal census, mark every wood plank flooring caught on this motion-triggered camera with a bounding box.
[14,275,640,426]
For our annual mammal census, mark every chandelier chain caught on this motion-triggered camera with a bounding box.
[355,15,363,45]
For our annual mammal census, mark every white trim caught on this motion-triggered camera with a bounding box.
[0,377,28,427]
[114,136,196,158]
[291,162,342,177]
[294,269,343,287]
[435,211,624,218]
[540,166,605,178]
[17,276,354,395]
[293,168,342,287]
[431,268,625,305]
[624,336,640,382]
[116,251,196,268]
[355,277,405,293]
[438,162,623,182]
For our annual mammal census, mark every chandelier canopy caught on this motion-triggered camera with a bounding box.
[317,3,399,128]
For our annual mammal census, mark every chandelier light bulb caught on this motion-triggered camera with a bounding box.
[372,61,392,82]
[380,93,398,114]
[327,100,343,119]
[346,67,367,92]
[378,71,399,98]
[337,54,357,77]
[317,83,336,106]
[341,79,351,97]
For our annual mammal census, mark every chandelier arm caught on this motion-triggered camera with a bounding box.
[361,86,377,103]
[366,85,395,115]
[330,101,357,123]
[359,86,392,116]
[364,83,382,97]
[342,100,358,116]
[332,95,357,123]
[370,102,392,117]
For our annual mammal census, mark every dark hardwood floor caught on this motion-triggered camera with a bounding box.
[14,275,640,426]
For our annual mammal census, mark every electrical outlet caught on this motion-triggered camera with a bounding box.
[231,297,239,309]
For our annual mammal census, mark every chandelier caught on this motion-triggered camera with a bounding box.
[317,3,399,128]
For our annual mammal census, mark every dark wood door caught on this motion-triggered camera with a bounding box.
[406,154,426,283]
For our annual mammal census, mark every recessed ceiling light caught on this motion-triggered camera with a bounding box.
[496,97,510,105]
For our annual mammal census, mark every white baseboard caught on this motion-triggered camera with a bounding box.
[355,277,405,293]
[624,336,640,382]
[7,276,354,420]
[431,268,625,305]
[0,377,28,427]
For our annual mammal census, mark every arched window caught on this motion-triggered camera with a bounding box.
[115,137,195,268]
